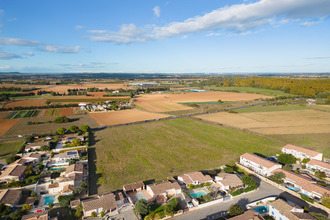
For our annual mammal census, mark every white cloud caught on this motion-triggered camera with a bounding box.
[24,52,35,56]
[153,6,161,18]
[306,56,330,59]
[0,65,10,70]
[206,32,222,37]
[0,50,21,60]
[86,0,330,44]
[0,37,40,46]
[0,9,4,28]
[300,21,320,27]
[39,45,81,54]
[75,25,84,29]
[87,30,108,34]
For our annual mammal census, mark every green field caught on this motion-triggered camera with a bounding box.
[47,98,130,103]
[46,109,55,116]
[6,110,39,119]
[205,86,291,96]
[11,95,42,99]
[0,138,25,159]
[234,104,308,113]
[179,101,231,105]
[90,118,282,194]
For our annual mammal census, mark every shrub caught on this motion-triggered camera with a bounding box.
[241,175,257,188]
[91,212,97,217]
[187,184,194,190]
[22,204,32,211]
[228,110,238,113]
[48,203,54,208]
[228,204,244,216]
[224,166,235,173]
[321,194,330,208]
[302,158,310,164]
[58,195,74,207]
[6,154,20,164]
[54,116,70,123]
[81,124,90,132]
[300,194,314,203]
[101,211,105,217]
[135,199,149,215]
[34,200,39,206]
[56,127,66,135]
[269,172,286,184]
[231,189,242,196]
[243,186,255,193]
[69,125,79,133]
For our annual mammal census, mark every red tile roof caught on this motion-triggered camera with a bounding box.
[306,159,330,170]
[148,181,181,196]
[283,144,321,157]
[178,171,213,185]
[240,153,280,169]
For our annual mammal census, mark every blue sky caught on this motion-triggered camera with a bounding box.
[0,0,330,73]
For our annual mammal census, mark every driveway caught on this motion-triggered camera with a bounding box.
[174,180,282,220]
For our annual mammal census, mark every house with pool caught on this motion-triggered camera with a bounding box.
[214,173,243,191]
[240,153,282,177]
[146,181,182,204]
[268,199,315,220]
[0,189,22,208]
[123,181,149,204]
[177,171,213,186]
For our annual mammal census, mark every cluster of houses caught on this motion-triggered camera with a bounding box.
[78,102,128,112]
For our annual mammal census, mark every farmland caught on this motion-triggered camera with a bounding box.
[40,83,128,93]
[205,86,291,96]
[46,97,129,103]
[4,99,45,108]
[6,110,39,119]
[90,118,282,193]
[0,119,21,136]
[88,109,169,126]
[0,138,25,159]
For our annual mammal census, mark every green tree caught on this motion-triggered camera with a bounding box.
[54,116,70,123]
[71,138,82,147]
[22,204,32,211]
[224,167,235,173]
[80,124,90,132]
[58,195,73,207]
[228,204,244,217]
[0,202,10,217]
[9,210,22,220]
[69,125,79,133]
[217,99,223,103]
[6,154,19,164]
[316,171,327,180]
[91,212,97,217]
[75,203,83,218]
[277,154,296,165]
[50,152,54,157]
[101,211,105,217]
[57,127,67,135]
[164,204,174,216]
[135,199,149,215]
[241,175,257,189]
[269,172,286,184]
[48,202,54,208]
[321,194,330,208]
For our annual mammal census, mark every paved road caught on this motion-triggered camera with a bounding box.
[174,180,282,220]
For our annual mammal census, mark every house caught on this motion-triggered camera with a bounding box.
[21,210,58,220]
[82,193,117,216]
[64,163,87,185]
[240,153,282,177]
[177,171,213,186]
[214,173,243,191]
[272,169,330,199]
[281,144,323,161]
[268,199,315,220]
[0,189,22,207]
[62,134,85,143]
[0,165,27,183]
[306,159,330,177]
[25,142,45,152]
[62,184,75,195]
[115,192,125,206]
[230,210,264,220]
[70,199,80,209]
[123,181,145,195]
[22,153,42,165]
[52,150,80,163]
[146,181,182,203]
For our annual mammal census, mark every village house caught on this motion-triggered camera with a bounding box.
[46,177,75,195]
[22,153,42,165]
[146,181,182,204]
[0,189,22,207]
[62,134,85,143]
[230,210,264,220]
[272,169,330,200]
[240,153,282,177]
[306,159,330,177]
[81,193,118,217]
[123,181,145,195]
[177,171,213,186]
[281,144,323,161]
[21,210,58,220]
[0,164,27,183]
[24,142,46,153]
[63,163,87,186]
[51,150,80,164]
[268,199,315,220]
[214,173,243,191]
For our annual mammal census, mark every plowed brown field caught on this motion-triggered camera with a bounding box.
[88,109,169,126]
[59,108,74,116]
[134,91,271,112]
[0,119,20,136]
[42,84,128,93]
[4,99,45,108]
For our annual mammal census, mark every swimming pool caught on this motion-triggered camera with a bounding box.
[287,186,296,191]
[135,192,148,201]
[50,167,66,171]
[43,195,55,205]
[253,206,269,214]
[190,191,207,198]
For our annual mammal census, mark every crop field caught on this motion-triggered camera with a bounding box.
[0,138,25,158]
[6,110,39,119]
[41,83,128,93]
[90,118,281,193]
[4,99,45,108]
[0,112,10,120]
[0,119,21,136]
[195,109,330,135]
[88,109,169,126]
[234,104,308,113]
[134,91,271,112]
[3,115,99,137]
[205,86,291,96]
[59,108,74,116]
[47,97,129,103]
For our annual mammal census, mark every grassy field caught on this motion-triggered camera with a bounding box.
[205,86,291,96]
[47,98,130,103]
[11,95,43,99]
[0,138,25,159]
[90,118,282,194]
[179,101,231,105]
[6,110,39,119]
[234,104,308,113]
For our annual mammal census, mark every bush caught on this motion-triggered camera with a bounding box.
[231,189,242,196]
[6,154,20,164]
[48,203,54,208]
[135,199,149,215]
[243,186,255,193]
[91,212,97,217]
[224,166,235,173]
[300,194,314,203]
[69,125,79,133]
[22,204,32,211]
[56,127,66,135]
[58,195,74,207]
[81,124,90,132]
[241,175,257,188]
[269,172,286,184]
[101,211,105,217]
[309,212,329,220]
[302,158,310,164]
[321,194,330,208]
[228,110,238,113]
[54,116,70,123]
[228,204,244,216]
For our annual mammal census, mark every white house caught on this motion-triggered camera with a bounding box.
[268,199,314,220]
[146,181,182,204]
[281,144,323,161]
[214,173,243,191]
[178,171,213,186]
[306,159,330,177]
[240,153,282,177]
[51,150,80,164]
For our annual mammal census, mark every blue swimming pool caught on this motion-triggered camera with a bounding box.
[190,191,207,198]
[43,195,55,205]
[253,206,269,214]
[287,186,296,191]
[135,192,147,201]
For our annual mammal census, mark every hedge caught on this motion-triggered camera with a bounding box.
[300,194,314,203]
[231,189,243,196]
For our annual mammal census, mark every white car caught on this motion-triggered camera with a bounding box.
[46,137,52,140]
[18,135,24,138]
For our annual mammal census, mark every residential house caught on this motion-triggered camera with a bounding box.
[52,150,80,164]
[147,181,182,203]
[24,142,45,153]
[177,171,213,186]
[21,210,58,220]
[62,134,85,143]
[306,159,330,177]
[70,199,80,209]
[230,210,264,220]
[281,144,323,161]
[123,181,145,195]
[0,189,22,207]
[268,199,315,220]
[22,153,42,165]
[272,169,330,199]
[82,193,117,216]
[64,163,87,186]
[62,184,75,195]
[214,173,243,191]
[240,153,282,177]
[0,165,27,183]
[115,192,125,206]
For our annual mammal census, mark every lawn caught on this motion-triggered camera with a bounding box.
[234,104,308,113]
[90,118,282,194]
[0,138,25,159]
[205,86,291,96]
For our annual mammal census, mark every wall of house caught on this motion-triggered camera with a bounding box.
[268,205,290,220]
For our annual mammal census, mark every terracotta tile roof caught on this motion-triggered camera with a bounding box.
[25,197,37,205]
[123,181,144,191]
[148,181,181,196]
[306,159,330,170]
[178,171,213,185]
[230,210,264,220]
[272,169,330,196]
[241,153,280,169]
[0,189,21,206]
[63,184,75,193]
[4,164,27,177]
[48,183,59,188]
[270,199,293,215]
[26,153,42,160]
[216,173,243,188]
[21,210,49,220]
[70,199,80,208]
[82,193,117,212]
[65,163,84,174]
[290,212,316,220]
[282,144,321,157]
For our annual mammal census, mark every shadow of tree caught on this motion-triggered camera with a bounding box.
[88,131,101,195]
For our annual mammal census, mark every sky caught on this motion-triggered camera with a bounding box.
[0,0,330,73]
